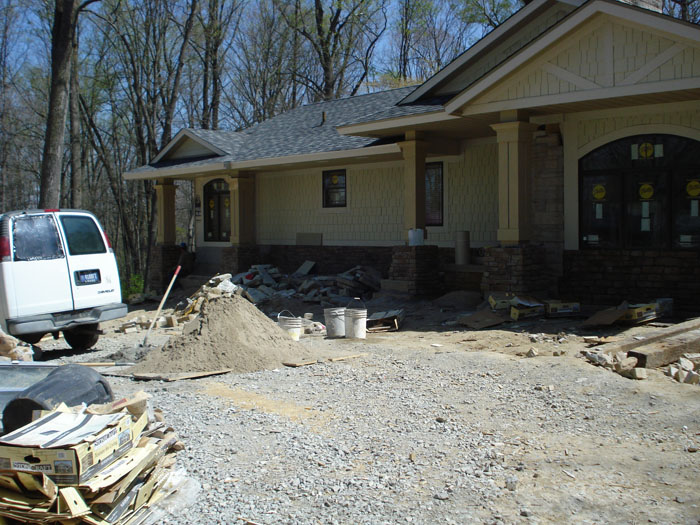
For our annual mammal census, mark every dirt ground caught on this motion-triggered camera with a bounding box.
[34,289,700,524]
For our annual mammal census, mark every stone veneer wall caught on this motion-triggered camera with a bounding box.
[388,246,442,296]
[561,250,700,311]
[481,243,558,297]
[148,244,181,293]
[530,131,564,276]
[259,245,394,276]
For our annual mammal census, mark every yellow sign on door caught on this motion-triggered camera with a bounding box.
[592,184,606,200]
[687,180,700,197]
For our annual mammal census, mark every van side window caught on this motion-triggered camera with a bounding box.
[13,215,65,261]
[60,216,107,255]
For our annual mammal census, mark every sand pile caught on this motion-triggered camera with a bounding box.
[129,294,312,374]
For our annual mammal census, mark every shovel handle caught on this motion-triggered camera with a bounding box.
[143,265,181,346]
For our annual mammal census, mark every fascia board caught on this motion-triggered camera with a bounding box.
[336,111,460,136]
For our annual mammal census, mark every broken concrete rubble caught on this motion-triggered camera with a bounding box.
[231,262,383,307]
[665,354,700,386]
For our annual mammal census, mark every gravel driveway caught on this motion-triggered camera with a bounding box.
[41,327,700,525]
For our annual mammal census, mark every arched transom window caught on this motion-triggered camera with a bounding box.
[203,179,230,242]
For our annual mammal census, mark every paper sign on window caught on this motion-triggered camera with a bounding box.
[595,203,603,219]
[638,183,654,200]
[691,200,699,218]
[687,180,700,198]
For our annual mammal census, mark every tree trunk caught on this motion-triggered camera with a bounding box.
[39,0,78,209]
[69,33,83,208]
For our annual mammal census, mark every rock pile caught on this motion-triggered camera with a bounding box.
[232,261,382,306]
[582,349,648,380]
[665,353,700,385]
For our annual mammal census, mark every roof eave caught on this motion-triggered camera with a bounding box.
[123,144,403,180]
[336,111,460,136]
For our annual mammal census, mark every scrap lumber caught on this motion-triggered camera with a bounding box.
[458,309,505,330]
[367,310,405,332]
[0,392,186,525]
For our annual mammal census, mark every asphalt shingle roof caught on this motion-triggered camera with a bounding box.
[131,87,420,174]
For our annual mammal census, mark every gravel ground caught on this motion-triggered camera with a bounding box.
[37,323,700,525]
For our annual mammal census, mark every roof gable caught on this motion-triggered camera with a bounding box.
[445,0,700,115]
[151,129,234,164]
[401,0,581,105]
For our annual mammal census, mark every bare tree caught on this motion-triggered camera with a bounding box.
[38,0,99,209]
[277,0,388,101]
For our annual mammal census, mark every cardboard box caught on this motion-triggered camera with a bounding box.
[510,304,545,320]
[0,410,147,486]
[488,293,514,310]
[622,303,658,324]
[544,300,581,317]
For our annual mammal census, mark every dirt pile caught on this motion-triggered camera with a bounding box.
[129,294,311,374]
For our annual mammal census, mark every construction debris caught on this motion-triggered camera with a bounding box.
[582,349,647,380]
[367,310,405,332]
[665,354,700,385]
[231,263,382,306]
[0,391,191,524]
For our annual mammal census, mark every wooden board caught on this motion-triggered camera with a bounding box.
[282,359,318,368]
[582,302,628,327]
[130,369,233,381]
[327,353,368,362]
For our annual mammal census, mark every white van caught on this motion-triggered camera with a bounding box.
[0,209,127,350]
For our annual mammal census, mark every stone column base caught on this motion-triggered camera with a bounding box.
[481,243,557,297]
[384,245,442,296]
[148,244,181,294]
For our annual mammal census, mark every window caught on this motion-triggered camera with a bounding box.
[425,162,443,227]
[203,178,230,241]
[13,215,64,261]
[60,216,106,255]
[579,134,700,250]
[323,170,346,208]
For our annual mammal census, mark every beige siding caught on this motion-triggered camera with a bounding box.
[256,164,404,245]
[254,144,499,247]
[576,107,700,150]
[428,143,499,245]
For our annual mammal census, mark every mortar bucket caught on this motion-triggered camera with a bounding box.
[324,307,346,338]
[344,298,367,339]
[278,310,302,341]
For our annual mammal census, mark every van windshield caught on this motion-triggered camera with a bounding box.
[13,215,65,261]
[60,216,107,256]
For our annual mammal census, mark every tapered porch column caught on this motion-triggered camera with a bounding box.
[155,178,176,244]
[399,132,427,236]
[490,121,538,244]
[230,172,255,245]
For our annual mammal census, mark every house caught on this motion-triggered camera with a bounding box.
[125,0,700,310]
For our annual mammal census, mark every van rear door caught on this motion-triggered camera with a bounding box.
[56,212,122,310]
[11,213,74,317]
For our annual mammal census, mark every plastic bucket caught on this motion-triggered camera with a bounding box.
[324,307,346,338]
[408,228,424,246]
[278,310,302,341]
[344,298,367,339]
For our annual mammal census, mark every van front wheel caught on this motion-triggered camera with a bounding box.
[63,326,99,351]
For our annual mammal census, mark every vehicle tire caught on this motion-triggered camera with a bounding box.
[18,333,45,345]
[63,326,100,351]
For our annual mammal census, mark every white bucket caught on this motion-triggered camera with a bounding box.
[278,310,302,341]
[324,307,346,338]
[345,309,367,339]
[344,298,367,339]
